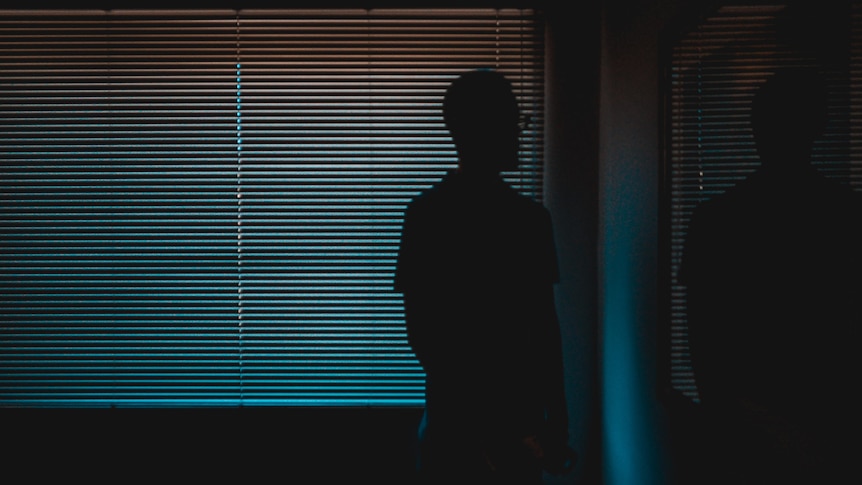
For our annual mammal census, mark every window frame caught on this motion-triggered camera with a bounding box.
[0,6,547,408]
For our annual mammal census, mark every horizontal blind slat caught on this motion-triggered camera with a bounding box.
[0,8,544,407]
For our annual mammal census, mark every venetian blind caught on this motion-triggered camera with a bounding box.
[664,3,860,401]
[0,8,545,407]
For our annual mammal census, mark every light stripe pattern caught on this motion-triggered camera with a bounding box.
[0,8,545,407]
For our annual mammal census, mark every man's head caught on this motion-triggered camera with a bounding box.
[443,69,521,174]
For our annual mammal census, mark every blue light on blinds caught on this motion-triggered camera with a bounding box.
[0,8,545,408]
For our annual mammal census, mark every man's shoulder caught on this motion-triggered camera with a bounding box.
[404,180,453,219]
[403,172,552,221]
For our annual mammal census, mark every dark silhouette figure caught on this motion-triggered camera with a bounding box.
[395,69,574,484]
[679,67,862,484]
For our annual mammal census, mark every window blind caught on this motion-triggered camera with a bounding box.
[663,3,861,402]
[0,8,545,407]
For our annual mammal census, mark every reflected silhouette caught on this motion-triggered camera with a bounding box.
[679,67,862,484]
[395,69,573,484]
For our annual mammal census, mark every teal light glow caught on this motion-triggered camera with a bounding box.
[602,275,642,485]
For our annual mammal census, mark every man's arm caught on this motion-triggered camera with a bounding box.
[401,290,439,374]
[535,282,574,474]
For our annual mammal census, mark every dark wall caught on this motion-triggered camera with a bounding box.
[545,3,602,485]
[598,2,724,485]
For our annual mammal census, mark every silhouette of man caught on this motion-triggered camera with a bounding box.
[395,69,573,484]
[679,67,862,484]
